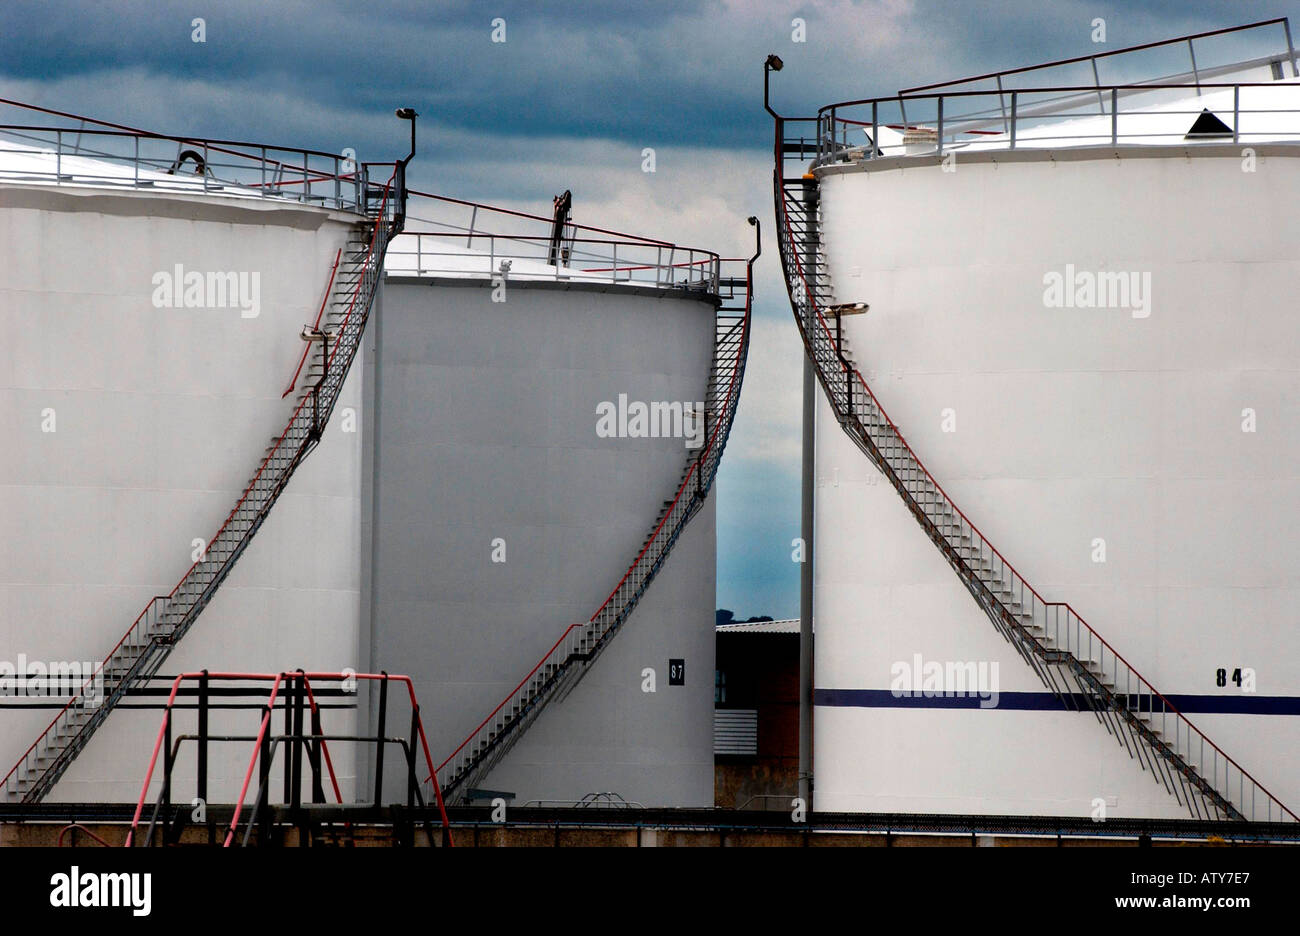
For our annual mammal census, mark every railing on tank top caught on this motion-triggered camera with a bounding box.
[0,97,368,211]
[393,189,721,291]
[812,20,1300,165]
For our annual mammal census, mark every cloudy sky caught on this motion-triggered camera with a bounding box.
[5,0,1292,618]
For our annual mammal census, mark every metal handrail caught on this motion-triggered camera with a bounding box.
[399,190,722,290]
[387,232,720,289]
[770,112,1298,823]
[0,97,370,211]
[815,81,1300,164]
[899,18,1297,94]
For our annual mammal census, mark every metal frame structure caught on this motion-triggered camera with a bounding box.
[123,671,452,848]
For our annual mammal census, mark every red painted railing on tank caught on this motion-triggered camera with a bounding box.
[774,154,1298,822]
[0,175,395,797]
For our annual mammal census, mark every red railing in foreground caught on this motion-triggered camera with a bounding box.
[125,671,453,847]
[434,252,754,782]
[774,154,1299,822]
[57,823,115,847]
[0,174,395,797]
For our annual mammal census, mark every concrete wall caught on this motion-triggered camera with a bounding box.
[364,277,717,807]
[811,146,1300,817]
[0,184,363,801]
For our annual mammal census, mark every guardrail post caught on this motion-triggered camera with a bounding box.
[309,691,325,804]
[257,704,272,845]
[374,672,388,807]
[291,672,305,811]
[162,705,173,815]
[1111,89,1118,145]
[282,676,293,803]
[1233,85,1240,144]
[197,670,208,804]
[1287,18,1299,77]
[1009,93,1017,149]
[407,706,420,809]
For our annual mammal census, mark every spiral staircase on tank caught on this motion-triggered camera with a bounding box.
[2,167,402,804]
[768,88,1296,823]
[432,220,761,804]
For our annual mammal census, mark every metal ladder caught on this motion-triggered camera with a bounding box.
[2,177,399,804]
[434,221,761,804]
[772,118,1296,823]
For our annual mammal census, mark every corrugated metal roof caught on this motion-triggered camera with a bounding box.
[716,618,800,634]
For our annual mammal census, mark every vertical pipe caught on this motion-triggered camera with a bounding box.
[291,673,304,811]
[798,354,815,811]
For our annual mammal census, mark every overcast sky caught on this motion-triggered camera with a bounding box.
[6,0,1294,618]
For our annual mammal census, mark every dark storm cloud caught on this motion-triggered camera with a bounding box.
[5,0,1293,157]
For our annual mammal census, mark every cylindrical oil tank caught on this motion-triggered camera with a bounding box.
[364,247,719,806]
[811,139,1300,818]
[0,177,364,802]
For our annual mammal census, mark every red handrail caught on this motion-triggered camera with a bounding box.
[282,248,342,398]
[436,254,753,778]
[2,174,395,797]
[57,823,115,847]
[775,162,1299,821]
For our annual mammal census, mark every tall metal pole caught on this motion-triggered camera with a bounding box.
[798,351,815,809]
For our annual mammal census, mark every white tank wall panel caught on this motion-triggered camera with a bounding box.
[368,280,717,806]
[812,148,1300,817]
[0,184,364,800]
